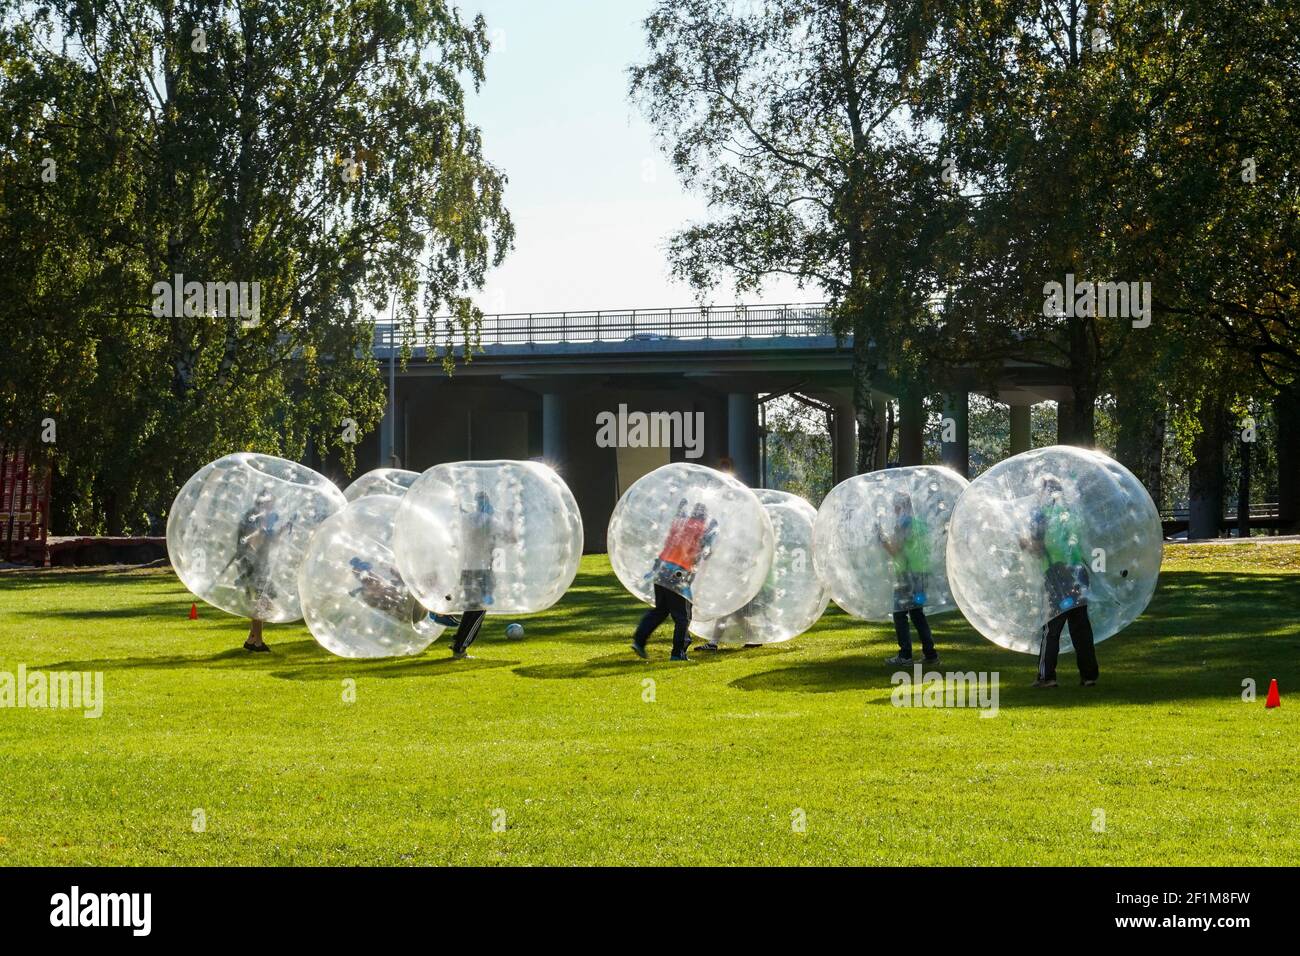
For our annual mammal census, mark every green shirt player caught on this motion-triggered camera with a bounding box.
[878,491,939,667]
[1020,474,1098,688]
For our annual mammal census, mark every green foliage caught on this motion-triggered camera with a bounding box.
[763,396,833,505]
[0,0,512,532]
[631,0,960,470]
[633,0,1295,484]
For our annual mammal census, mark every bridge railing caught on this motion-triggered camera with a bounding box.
[373,302,833,349]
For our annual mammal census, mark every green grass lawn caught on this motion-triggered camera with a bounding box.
[1,543,1297,866]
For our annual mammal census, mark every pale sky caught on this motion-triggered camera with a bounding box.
[462,0,813,315]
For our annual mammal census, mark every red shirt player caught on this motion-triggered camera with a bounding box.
[633,500,718,662]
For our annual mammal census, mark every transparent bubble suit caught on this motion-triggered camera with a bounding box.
[607,463,775,619]
[691,489,828,645]
[343,468,419,502]
[812,465,969,621]
[946,446,1162,654]
[298,494,444,658]
[167,453,347,622]
[393,460,584,615]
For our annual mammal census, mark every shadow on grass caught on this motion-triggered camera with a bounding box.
[270,654,519,681]
[0,567,183,591]
[511,642,803,681]
[731,571,1300,705]
[35,636,518,681]
[19,568,1300,705]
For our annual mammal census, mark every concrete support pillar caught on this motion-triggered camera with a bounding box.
[1010,404,1032,456]
[899,393,924,466]
[833,398,857,483]
[703,396,727,468]
[873,397,889,470]
[727,392,759,486]
[542,392,567,469]
[941,391,969,477]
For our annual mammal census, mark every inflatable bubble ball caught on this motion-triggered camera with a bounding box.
[298,494,444,658]
[343,468,420,502]
[607,462,775,620]
[167,453,346,622]
[946,446,1162,654]
[812,465,969,622]
[393,460,584,615]
[691,489,829,646]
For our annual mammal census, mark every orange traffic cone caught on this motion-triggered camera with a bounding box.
[1265,679,1280,709]
[188,602,198,620]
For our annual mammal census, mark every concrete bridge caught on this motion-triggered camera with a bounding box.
[357,302,1069,550]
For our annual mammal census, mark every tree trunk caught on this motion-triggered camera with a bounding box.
[1276,389,1300,534]
[898,390,924,465]
[884,400,896,466]
[851,309,881,473]
[1188,395,1227,539]
[854,393,881,473]
[1236,433,1251,538]
[1059,315,1099,445]
[104,490,122,538]
[1115,392,1165,510]
[1059,384,1097,446]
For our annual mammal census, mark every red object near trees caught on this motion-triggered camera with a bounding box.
[0,445,52,565]
[1266,679,1281,709]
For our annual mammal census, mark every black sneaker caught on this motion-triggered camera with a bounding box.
[922,654,941,666]
[631,641,648,660]
[669,652,691,662]
[243,641,270,653]
[1031,677,1058,688]
[885,654,913,666]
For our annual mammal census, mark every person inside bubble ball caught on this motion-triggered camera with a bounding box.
[877,491,940,667]
[229,488,290,653]
[347,557,423,624]
[436,490,518,659]
[631,499,718,662]
[1019,474,1098,688]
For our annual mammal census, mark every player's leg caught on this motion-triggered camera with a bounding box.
[451,609,487,657]
[886,610,913,665]
[1067,606,1099,685]
[910,608,938,664]
[631,585,671,658]
[667,591,692,661]
[1035,614,1065,687]
[243,618,268,652]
